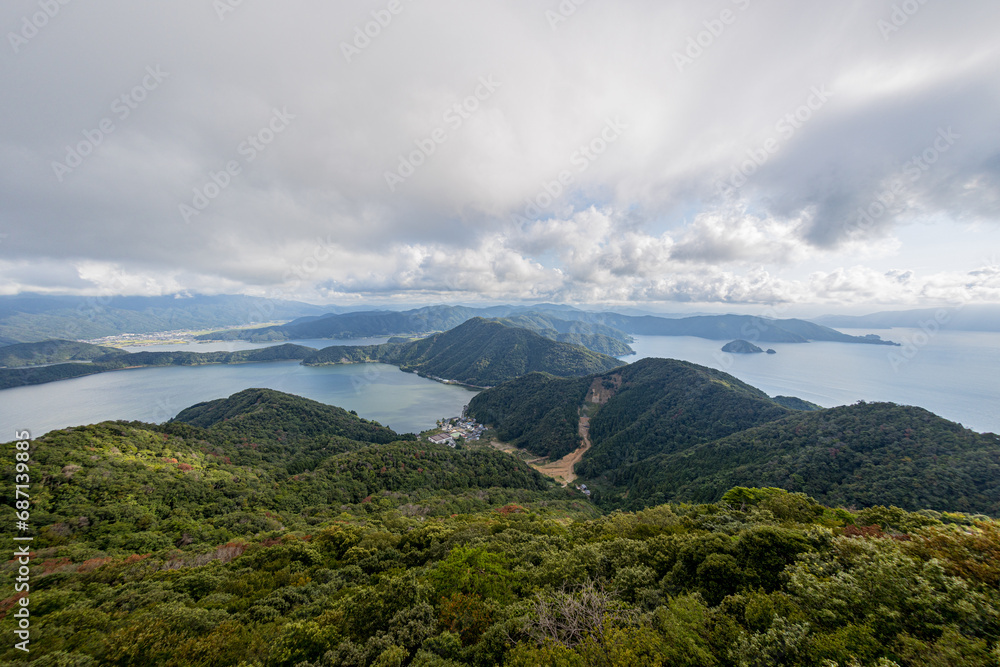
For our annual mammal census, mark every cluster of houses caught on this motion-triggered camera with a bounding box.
[576,483,592,497]
[426,416,486,448]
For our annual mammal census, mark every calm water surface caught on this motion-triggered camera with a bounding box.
[1,338,471,437]
[2,329,997,437]
[629,328,1000,433]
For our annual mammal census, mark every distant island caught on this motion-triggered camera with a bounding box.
[721,339,764,354]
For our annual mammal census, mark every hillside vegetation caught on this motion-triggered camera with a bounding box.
[608,402,1000,514]
[304,318,625,387]
[4,387,1000,665]
[0,339,123,367]
[468,358,794,466]
[470,357,1000,516]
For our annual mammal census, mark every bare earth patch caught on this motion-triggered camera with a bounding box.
[532,414,592,486]
[489,374,622,486]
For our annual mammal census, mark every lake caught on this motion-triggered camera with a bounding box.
[2,328,997,438]
[0,355,475,438]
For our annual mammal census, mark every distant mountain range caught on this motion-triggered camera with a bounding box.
[814,304,1000,332]
[198,303,898,347]
[0,293,334,343]
[468,357,1000,514]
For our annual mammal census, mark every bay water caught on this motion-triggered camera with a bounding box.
[1,328,997,437]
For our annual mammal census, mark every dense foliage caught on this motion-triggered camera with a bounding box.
[770,396,823,411]
[467,373,591,459]
[304,319,625,388]
[605,402,1000,514]
[469,358,793,467]
[579,359,792,478]
[2,389,568,559]
[4,475,1000,665]
[469,358,1000,516]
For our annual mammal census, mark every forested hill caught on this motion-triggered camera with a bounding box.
[606,401,1000,514]
[198,305,635,356]
[5,388,566,556]
[466,357,795,462]
[4,389,1000,664]
[577,358,794,477]
[0,339,123,367]
[469,357,1000,516]
[173,387,406,448]
[303,318,625,387]
[196,304,517,341]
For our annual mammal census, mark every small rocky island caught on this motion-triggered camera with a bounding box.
[766,348,776,354]
[721,339,764,354]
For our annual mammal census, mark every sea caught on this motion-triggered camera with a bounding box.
[1,328,997,438]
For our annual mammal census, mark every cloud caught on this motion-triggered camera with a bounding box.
[0,0,998,307]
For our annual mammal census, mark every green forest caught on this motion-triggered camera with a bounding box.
[4,355,1000,665]
[4,403,1000,667]
[467,358,1000,516]
[303,318,624,387]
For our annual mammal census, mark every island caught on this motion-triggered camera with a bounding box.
[721,339,764,354]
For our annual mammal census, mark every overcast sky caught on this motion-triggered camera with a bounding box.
[1,0,998,312]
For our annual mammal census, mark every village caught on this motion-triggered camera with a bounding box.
[424,410,593,500]
[425,412,486,447]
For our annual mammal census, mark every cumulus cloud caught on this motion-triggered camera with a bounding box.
[0,0,998,308]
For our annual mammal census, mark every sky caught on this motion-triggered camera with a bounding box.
[1,0,999,313]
